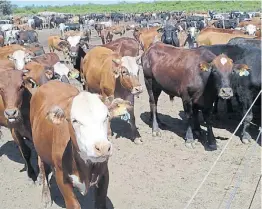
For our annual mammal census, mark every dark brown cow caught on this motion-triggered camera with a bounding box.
[103,37,140,57]
[31,52,60,67]
[0,67,36,180]
[30,80,132,208]
[100,29,113,44]
[142,42,248,150]
[83,46,143,143]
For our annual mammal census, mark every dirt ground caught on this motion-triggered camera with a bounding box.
[0,28,261,209]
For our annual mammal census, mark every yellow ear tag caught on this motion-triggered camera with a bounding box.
[239,68,249,77]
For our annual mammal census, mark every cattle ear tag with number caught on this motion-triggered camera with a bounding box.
[239,68,250,77]
[200,63,210,72]
[120,111,131,122]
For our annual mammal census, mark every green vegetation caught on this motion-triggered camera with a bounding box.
[13,1,261,15]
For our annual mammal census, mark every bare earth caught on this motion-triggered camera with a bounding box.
[0,28,261,209]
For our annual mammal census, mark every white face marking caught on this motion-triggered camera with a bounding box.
[189,27,196,37]
[246,24,256,35]
[53,62,70,77]
[67,35,81,47]
[220,57,227,65]
[9,50,28,70]
[121,56,140,76]
[69,175,87,195]
[70,92,112,163]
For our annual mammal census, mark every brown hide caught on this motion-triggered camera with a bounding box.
[197,30,255,45]
[103,37,139,57]
[137,27,161,51]
[31,52,60,67]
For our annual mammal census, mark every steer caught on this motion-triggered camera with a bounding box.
[142,42,248,150]
[83,46,143,143]
[201,44,261,144]
[0,67,36,180]
[8,49,32,70]
[30,80,132,209]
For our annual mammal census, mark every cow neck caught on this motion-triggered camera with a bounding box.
[68,121,107,189]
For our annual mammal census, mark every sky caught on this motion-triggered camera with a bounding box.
[11,0,154,7]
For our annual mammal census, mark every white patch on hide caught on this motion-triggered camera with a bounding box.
[220,57,227,65]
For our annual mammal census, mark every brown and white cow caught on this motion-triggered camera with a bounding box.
[30,80,131,209]
[82,46,143,143]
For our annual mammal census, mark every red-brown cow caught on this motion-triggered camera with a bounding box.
[142,42,248,150]
[30,81,132,209]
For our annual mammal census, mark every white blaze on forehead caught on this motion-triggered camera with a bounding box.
[220,57,228,65]
[189,27,196,37]
[67,35,81,47]
[54,62,69,77]
[10,50,27,70]
[121,56,140,76]
[70,92,111,163]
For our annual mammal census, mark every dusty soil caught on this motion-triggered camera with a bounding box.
[0,28,261,209]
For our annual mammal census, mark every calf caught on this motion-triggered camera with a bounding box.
[0,67,36,180]
[30,81,131,208]
[83,47,143,143]
[201,44,261,144]
[142,42,247,150]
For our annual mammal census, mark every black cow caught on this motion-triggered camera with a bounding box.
[16,30,38,45]
[65,23,81,31]
[32,16,43,30]
[228,37,260,48]
[159,25,180,47]
[201,44,261,144]
[213,19,238,29]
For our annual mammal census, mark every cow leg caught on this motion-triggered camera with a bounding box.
[94,168,109,209]
[213,97,219,114]
[11,129,37,181]
[192,106,202,138]
[55,170,81,209]
[145,77,162,137]
[40,159,52,208]
[202,108,217,151]
[241,110,253,144]
[183,101,196,148]
[125,94,142,144]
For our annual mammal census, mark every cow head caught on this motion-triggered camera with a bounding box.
[66,35,88,65]
[53,62,79,83]
[8,50,32,71]
[23,62,54,88]
[200,54,250,99]
[187,27,198,39]
[245,24,257,35]
[158,25,179,47]
[113,56,143,95]
[46,92,131,163]
[0,70,25,124]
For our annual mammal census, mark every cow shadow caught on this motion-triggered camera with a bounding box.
[0,140,39,174]
[110,118,135,141]
[140,111,186,139]
[49,179,114,209]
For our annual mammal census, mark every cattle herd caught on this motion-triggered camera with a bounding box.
[0,8,261,209]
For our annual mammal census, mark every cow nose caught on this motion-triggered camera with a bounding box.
[219,88,233,99]
[94,141,112,157]
[132,85,143,95]
[4,108,19,119]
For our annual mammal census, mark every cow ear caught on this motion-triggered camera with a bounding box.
[46,106,66,124]
[200,62,212,72]
[112,58,122,66]
[234,64,251,76]
[45,69,54,80]
[107,98,132,119]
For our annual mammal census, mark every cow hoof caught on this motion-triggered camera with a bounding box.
[134,138,143,145]
[152,131,161,137]
[185,141,196,149]
[242,138,250,144]
[208,144,217,151]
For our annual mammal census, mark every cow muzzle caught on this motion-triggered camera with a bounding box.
[218,88,233,99]
[4,108,20,123]
[131,85,143,95]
